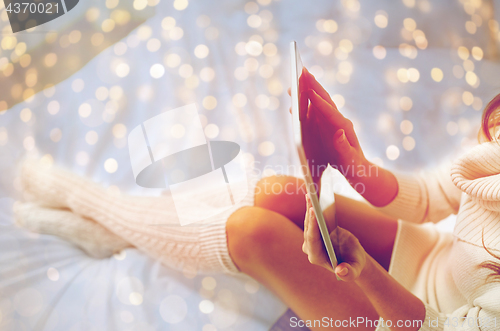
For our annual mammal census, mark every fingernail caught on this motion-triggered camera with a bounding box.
[338,130,345,143]
[338,267,348,276]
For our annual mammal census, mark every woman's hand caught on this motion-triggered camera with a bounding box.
[302,194,367,281]
[303,69,368,180]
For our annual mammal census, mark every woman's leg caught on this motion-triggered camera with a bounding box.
[225,176,399,330]
[227,206,379,331]
[253,176,398,270]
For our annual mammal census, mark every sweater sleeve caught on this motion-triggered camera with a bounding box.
[418,296,500,331]
[375,163,462,223]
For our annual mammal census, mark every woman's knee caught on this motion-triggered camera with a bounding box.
[254,176,306,222]
[226,206,286,268]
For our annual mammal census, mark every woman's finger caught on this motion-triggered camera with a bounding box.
[308,89,345,125]
[304,69,335,106]
[335,262,363,282]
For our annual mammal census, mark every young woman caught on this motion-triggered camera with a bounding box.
[16,70,500,331]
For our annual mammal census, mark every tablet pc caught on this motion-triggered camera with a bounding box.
[290,41,340,271]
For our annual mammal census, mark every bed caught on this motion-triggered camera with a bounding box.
[1,0,500,329]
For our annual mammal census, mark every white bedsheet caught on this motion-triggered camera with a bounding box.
[2,0,500,330]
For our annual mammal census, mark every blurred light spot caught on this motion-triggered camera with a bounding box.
[263,43,277,57]
[465,21,477,34]
[47,267,59,281]
[232,93,247,107]
[205,124,219,138]
[447,121,458,135]
[403,18,416,31]
[106,0,119,8]
[185,75,199,88]
[110,86,124,100]
[245,40,263,56]
[463,59,474,72]
[317,40,333,55]
[323,19,338,33]
[200,67,215,82]
[471,46,483,61]
[194,44,210,59]
[91,32,104,46]
[453,65,464,79]
[259,64,273,78]
[203,325,217,331]
[267,78,283,95]
[431,68,443,82]
[23,136,35,150]
[373,45,386,59]
[202,277,217,290]
[173,0,188,10]
[258,141,275,156]
[413,30,427,49]
[179,64,193,78]
[102,19,115,32]
[339,39,353,53]
[472,97,483,111]
[114,250,126,260]
[72,79,85,92]
[462,91,474,105]
[44,53,57,67]
[129,292,143,305]
[397,68,409,83]
[105,158,118,173]
[258,0,271,5]
[133,0,148,10]
[458,46,469,60]
[113,124,127,138]
[244,58,259,72]
[160,295,188,324]
[245,1,259,14]
[162,16,176,30]
[150,64,165,79]
[465,71,478,86]
[255,94,270,109]
[40,154,54,167]
[400,120,413,134]
[399,43,417,59]
[95,87,109,101]
[170,124,185,138]
[407,67,420,82]
[400,96,413,111]
[85,131,98,145]
[20,108,32,122]
[79,103,92,118]
[203,96,217,110]
[76,151,89,166]
[247,14,262,28]
[386,145,400,160]
[374,12,388,28]
[329,95,345,112]
[50,128,62,142]
[116,63,130,77]
[403,136,415,151]
[120,311,134,323]
[244,279,260,293]
[147,38,161,52]
[20,54,32,67]
[199,300,214,314]
[165,53,181,68]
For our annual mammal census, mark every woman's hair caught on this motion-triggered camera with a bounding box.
[479,97,500,281]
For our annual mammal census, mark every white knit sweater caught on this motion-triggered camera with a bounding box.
[376,141,500,331]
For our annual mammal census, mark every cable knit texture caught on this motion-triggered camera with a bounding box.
[16,160,257,275]
[375,141,500,331]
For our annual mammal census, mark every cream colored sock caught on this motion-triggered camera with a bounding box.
[19,160,256,275]
[14,203,132,258]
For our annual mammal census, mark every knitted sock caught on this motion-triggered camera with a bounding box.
[14,203,132,259]
[20,160,256,275]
